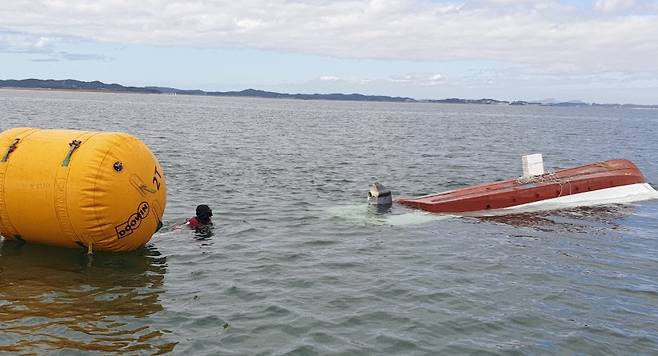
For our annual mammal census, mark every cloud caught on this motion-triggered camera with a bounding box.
[1,0,658,76]
[312,72,446,87]
[31,58,59,62]
[388,73,446,86]
[594,0,635,12]
[0,31,112,62]
[59,52,111,61]
[319,75,340,81]
[0,32,54,53]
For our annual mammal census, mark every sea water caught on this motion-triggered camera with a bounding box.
[1,89,657,354]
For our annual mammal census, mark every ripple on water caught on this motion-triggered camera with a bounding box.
[1,92,658,354]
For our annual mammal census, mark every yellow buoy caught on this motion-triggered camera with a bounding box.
[0,128,167,252]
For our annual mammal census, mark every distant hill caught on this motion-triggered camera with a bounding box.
[206,88,413,102]
[0,79,412,102]
[425,98,510,105]
[0,79,159,94]
[144,86,206,95]
[1,78,656,108]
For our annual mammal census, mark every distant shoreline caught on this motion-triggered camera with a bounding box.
[0,87,150,94]
[1,78,656,108]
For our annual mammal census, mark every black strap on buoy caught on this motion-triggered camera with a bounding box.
[62,140,82,167]
[13,234,26,244]
[1,138,20,163]
[154,220,164,233]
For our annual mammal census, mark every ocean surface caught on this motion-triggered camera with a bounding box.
[1,89,657,355]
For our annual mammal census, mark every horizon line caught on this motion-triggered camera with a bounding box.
[1,78,657,108]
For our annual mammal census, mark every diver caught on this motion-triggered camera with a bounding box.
[185,204,213,230]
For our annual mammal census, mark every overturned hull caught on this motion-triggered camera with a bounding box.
[396,159,658,215]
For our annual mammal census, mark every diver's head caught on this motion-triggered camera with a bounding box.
[196,204,213,222]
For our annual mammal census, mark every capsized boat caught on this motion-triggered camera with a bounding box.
[395,156,658,216]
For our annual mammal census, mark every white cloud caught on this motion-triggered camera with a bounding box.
[0,31,112,61]
[319,75,340,81]
[0,32,54,52]
[1,0,658,75]
[429,74,444,81]
[388,73,446,86]
[58,52,112,61]
[594,0,635,13]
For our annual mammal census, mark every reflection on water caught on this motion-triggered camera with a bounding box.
[479,204,634,233]
[367,203,392,215]
[0,240,175,354]
[193,225,215,241]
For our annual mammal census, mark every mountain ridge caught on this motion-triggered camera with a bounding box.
[1,78,656,108]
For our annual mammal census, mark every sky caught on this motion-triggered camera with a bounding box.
[1,0,658,104]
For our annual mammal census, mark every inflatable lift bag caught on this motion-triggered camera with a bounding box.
[0,128,167,252]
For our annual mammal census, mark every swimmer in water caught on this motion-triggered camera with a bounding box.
[185,204,213,230]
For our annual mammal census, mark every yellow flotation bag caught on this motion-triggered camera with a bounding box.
[0,128,166,252]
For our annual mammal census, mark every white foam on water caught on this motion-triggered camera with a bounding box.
[383,211,455,226]
[326,204,454,226]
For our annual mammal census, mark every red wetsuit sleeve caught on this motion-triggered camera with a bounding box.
[186,217,200,229]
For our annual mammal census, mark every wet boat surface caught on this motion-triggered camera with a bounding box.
[396,159,648,214]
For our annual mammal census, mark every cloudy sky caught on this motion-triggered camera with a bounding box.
[1,0,658,103]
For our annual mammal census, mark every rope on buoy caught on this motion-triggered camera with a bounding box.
[1,138,20,162]
[62,140,82,167]
[140,184,157,194]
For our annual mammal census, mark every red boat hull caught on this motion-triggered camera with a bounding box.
[395,159,646,214]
